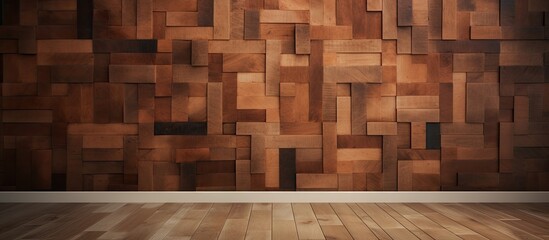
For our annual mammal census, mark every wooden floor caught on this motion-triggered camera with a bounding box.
[0,203,547,239]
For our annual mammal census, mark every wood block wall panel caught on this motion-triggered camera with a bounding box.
[1,0,548,191]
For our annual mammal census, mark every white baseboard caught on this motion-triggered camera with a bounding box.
[0,191,548,203]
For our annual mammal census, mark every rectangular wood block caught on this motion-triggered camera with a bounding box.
[260,10,310,23]
[337,97,352,135]
[442,0,457,39]
[207,83,223,135]
[109,65,156,83]
[367,122,397,135]
[213,0,230,39]
[453,53,484,72]
[173,65,208,82]
[337,148,382,161]
[279,148,296,190]
[324,66,382,83]
[296,174,338,190]
[166,12,198,26]
[191,40,209,66]
[323,122,337,173]
[266,40,281,96]
[323,39,382,52]
[176,148,210,162]
[223,54,266,72]
[295,24,311,54]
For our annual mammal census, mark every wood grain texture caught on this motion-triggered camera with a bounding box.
[1,0,548,191]
[4,203,546,239]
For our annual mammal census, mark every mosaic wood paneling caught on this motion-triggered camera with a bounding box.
[1,0,548,191]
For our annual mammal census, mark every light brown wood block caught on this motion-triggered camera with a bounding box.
[324,66,382,83]
[260,10,310,23]
[279,0,310,10]
[337,148,382,161]
[367,0,383,11]
[411,122,426,149]
[323,39,382,52]
[251,135,266,173]
[442,0,457,39]
[470,26,501,39]
[398,160,413,190]
[296,174,338,189]
[265,148,279,189]
[165,26,213,39]
[367,122,397,136]
[396,96,439,109]
[208,83,223,135]
[166,12,198,26]
[452,74,466,122]
[397,109,439,122]
[295,24,311,54]
[337,97,352,135]
[310,25,353,39]
[266,40,281,96]
[466,83,486,123]
[264,135,323,148]
[323,122,337,173]
[209,40,266,53]
[223,54,266,72]
[213,0,230,39]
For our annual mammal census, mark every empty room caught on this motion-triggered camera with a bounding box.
[0,0,548,239]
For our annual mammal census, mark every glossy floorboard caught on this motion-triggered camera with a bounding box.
[0,203,547,239]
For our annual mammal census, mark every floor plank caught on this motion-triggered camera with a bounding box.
[272,203,299,240]
[218,203,252,240]
[330,203,378,239]
[191,203,231,239]
[293,203,325,240]
[312,203,353,240]
[358,203,419,240]
[0,203,545,239]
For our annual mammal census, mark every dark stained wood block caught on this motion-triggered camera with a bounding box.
[93,39,157,53]
[244,10,260,39]
[426,123,441,149]
[154,122,208,135]
[279,148,296,190]
[237,109,266,122]
[51,65,94,83]
[208,53,223,82]
[77,0,93,39]
[197,0,214,26]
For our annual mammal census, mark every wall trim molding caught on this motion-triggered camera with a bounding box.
[1,191,548,203]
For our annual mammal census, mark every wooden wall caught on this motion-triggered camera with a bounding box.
[0,0,548,191]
